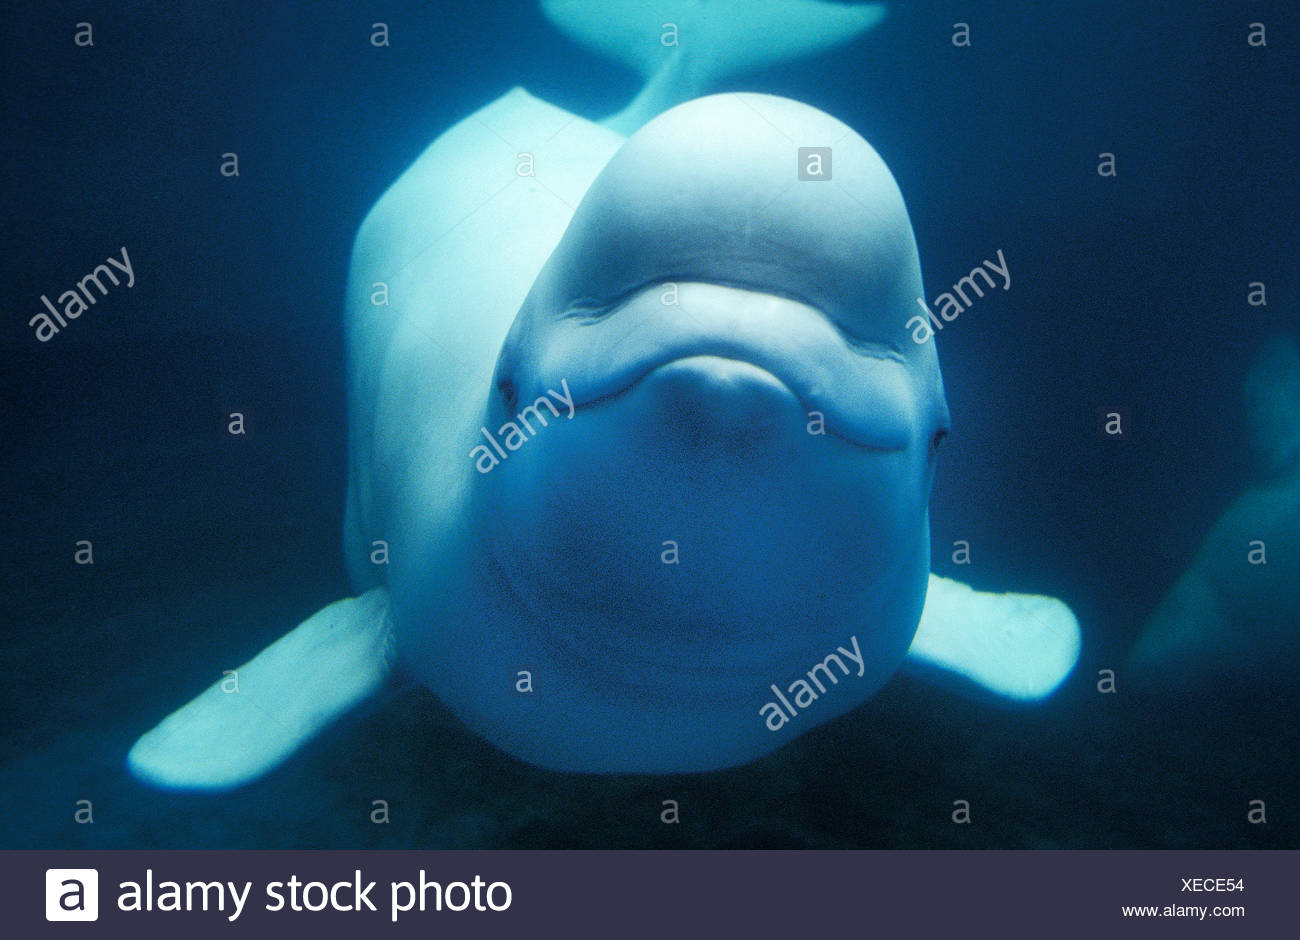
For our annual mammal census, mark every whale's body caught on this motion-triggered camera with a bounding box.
[361,89,950,773]
[128,1,1082,791]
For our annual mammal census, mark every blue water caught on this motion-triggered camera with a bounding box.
[1,0,1296,848]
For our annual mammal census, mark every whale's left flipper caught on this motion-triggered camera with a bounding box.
[128,588,394,791]
[904,575,1082,700]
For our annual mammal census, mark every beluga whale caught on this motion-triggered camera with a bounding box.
[1128,335,1300,682]
[129,0,1082,790]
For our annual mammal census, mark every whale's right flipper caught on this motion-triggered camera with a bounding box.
[904,575,1082,701]
[128,588,395,792]
[541,0,888,134]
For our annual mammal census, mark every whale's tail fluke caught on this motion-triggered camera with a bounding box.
[539,0,888,134]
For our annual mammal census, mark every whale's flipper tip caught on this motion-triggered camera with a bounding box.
[127,589,394,792]
[904,575,1082,701]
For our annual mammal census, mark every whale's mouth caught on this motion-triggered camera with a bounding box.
[519,281,921,452]
[572,345,899,449]
[573,342,799,409]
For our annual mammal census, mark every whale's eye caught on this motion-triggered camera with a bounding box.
[498,377,518,411]
[930,428,949,455]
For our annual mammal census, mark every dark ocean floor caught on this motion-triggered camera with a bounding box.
[2,577,1296,849]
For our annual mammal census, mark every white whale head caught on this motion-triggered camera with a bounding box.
[444,94,951,771]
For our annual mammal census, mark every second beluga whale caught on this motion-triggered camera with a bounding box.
[128,0,1082,790]
[1129,335,1300,682]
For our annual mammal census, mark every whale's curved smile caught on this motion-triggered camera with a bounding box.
[575,345,795,407]
[572,348,904,451]
[509,281,922,452]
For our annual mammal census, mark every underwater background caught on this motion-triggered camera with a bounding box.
[2,0,1296,848]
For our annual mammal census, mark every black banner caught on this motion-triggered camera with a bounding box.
[10,850,1296,938]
